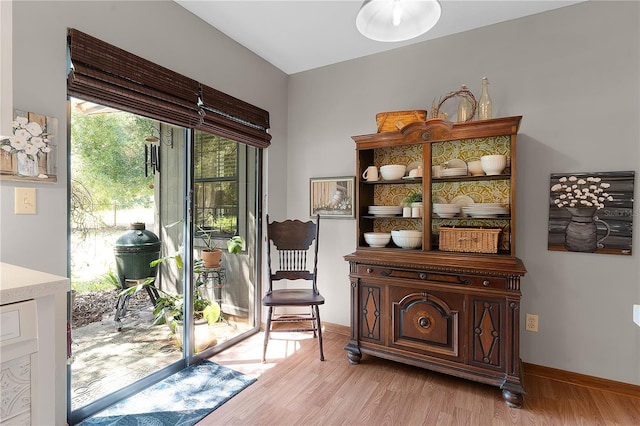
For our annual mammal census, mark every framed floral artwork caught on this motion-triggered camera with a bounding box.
[548,171,634,255]
[309,176,355,219]
[1,110,58,182]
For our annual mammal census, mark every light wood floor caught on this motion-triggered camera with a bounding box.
[202,329,640,425]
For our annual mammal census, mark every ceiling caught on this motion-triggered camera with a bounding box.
[175,0,584,75]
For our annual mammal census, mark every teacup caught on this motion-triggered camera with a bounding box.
[362,166,378,181]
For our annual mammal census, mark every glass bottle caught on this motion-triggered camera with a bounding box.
[478,77,493,120]
[457,85,472,123]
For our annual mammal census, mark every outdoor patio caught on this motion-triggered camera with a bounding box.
[70,292,251,409]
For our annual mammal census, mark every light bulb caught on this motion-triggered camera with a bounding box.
[392,0,403,27]
[356,0,442,43]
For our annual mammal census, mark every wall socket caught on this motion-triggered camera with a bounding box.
[525,313,539,332]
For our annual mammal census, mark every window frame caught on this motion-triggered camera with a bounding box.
[193,131,246,239]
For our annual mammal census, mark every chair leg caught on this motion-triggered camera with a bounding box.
[314,305,325,361]
[310,305,318,338]
[262,306,273,363]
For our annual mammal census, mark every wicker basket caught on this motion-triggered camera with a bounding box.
[439,227,501,254]
[376,110,427,133]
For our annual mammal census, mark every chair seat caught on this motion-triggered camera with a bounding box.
[262,289,325,307]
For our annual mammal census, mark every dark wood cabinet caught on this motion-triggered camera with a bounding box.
[344,117,527,407]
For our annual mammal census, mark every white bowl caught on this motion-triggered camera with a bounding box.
[391,230,422,249]
[433,203,461,213]
[480,155,507,176]
[467,160,484,176]
[379,164,407,181]
[364,232,391,247]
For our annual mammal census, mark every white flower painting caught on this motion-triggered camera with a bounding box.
[548,171,634,255]
[1,110,58,182]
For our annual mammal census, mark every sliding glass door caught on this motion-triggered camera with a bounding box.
[68,100,261,424]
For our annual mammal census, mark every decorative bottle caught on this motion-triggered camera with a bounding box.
[478,77,493,120]
[457,85,472,123]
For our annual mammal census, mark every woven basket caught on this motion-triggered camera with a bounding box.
[376,110,427,133]
[439,227,501,254]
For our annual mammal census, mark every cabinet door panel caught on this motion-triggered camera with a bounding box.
[359,283,383,344]
[470,297,504,370]
[389,286,465,362]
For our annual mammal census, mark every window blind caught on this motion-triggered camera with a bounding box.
[67,28,271,148]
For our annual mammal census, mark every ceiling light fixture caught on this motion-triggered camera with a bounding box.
[356,0,442,43]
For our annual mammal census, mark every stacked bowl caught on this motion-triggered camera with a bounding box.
[364,232,391,247]
[391,230,423,249]
[379,164,407,181]
[432,203,461,218]
[480,155,507,175]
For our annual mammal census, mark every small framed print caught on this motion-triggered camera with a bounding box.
[309,176,355,219]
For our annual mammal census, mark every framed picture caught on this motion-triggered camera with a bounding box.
[1,109,58,183]
[548,171,634,255]
[309,176,355,219]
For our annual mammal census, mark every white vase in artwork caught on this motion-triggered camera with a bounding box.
[16,152,39,177]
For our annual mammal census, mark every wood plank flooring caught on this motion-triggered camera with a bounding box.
[202,329,640,425]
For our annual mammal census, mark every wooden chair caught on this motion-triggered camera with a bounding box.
[262,215,324,362]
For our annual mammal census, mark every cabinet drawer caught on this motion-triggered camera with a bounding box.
[356,264,507,289]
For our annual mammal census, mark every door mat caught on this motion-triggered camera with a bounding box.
[79,360,256,425]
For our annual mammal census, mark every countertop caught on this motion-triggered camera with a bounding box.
[0,262,69,305]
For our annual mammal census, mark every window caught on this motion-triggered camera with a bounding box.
[194,131,240,237]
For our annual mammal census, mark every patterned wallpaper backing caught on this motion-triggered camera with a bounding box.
[370,136,512,250]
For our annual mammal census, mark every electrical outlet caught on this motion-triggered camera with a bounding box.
[525,313,538,332]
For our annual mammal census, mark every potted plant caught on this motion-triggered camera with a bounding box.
[198,225,244,268]
[120,257,222,352]
[120,233,242,351]
[404,191,422,205]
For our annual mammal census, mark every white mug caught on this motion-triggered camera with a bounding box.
[362,166,379,181]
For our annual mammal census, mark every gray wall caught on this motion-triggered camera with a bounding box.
[4,0,639,387]
[2,0,289,278]
[287,1,639,385]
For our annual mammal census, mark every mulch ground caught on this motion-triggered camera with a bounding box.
[72,289,150,327]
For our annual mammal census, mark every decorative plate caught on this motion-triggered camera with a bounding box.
[451,195,475,208]
[444,158,467,170]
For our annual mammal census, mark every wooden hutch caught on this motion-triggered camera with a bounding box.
[344,116,527,407]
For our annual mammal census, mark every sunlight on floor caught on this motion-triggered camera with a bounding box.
[209,329,321,379]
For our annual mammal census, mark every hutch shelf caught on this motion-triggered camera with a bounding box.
[344,116,527,408]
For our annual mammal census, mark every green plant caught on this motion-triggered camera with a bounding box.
[226,235,244,254]
[103,269,122,289]
[404,191,423,204]
[121,241,237,327]
[122,273,220,327]
[196,224,244,253]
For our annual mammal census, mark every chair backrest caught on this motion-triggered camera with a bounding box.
[266,214,320,294]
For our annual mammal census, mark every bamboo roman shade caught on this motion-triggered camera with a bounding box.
[67,28,271,148]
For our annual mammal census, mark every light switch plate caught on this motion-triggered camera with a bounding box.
[14,187,36,214]
[634,305,640,327]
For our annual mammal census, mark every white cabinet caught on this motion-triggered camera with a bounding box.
[0,263,69,425]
